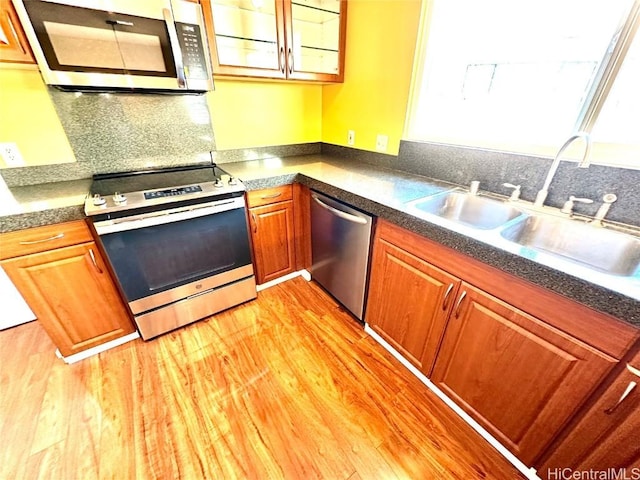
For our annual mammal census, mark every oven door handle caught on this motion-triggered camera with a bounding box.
[93,198,245,235]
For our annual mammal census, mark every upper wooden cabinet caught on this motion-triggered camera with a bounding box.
[0,0,34,63]
[201,0,346,82]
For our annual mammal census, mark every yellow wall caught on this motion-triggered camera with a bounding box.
[321,0,422,155]
[207,79,322,151]
[0,67,76,167]
[0,0,420,166]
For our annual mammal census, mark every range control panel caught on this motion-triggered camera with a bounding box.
[144,185,203,199]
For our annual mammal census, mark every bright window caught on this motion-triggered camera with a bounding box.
[405,0,640,168]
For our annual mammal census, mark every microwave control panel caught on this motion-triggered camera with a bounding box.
[176,23,209,80]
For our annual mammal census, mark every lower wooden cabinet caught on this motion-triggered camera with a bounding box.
[247,184,311,285]
[367,237,460,375]
[366,220,628,468]
[537,349,640,478]
[249,198,296,285]
[431,282,615,465]
[0,221,135,357]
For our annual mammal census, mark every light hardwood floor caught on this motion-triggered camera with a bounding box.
[0,277,523,479]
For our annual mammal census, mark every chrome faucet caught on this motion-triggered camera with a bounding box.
[534,132,591,208]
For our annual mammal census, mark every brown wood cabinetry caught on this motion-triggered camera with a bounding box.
[431,282,615,465]
[538,349,640,477]
[0,0,34,63]
[366,220,634,467]
[0,221,135,357]
[367,236,460,375]
[248,185,296,284]
[201,0,347,82]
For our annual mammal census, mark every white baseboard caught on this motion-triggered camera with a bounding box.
[256,269,311,291]
[364,324,540,480]
[56,331,140,364]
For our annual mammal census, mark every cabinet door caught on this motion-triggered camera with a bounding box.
[431,282,616,466]
[1,242,135,357]
[283,0,346,82]
[0,0,34,63]
[250,200,296,284]
[366,237,461,376]
[201,0,287,79]
[538,351,640,477]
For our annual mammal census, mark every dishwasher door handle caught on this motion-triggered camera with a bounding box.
[312,195,368,225]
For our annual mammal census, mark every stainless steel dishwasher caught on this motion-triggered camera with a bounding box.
[310,191,374,321]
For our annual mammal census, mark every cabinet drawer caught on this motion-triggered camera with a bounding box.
[0,220,92,260]
[247,185,293,208]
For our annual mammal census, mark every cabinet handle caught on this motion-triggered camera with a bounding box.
[88,248,103,274]
[19,233,64,245]
[442,283,454,311]
[261,192,282,200]
[627,363,640,378]
[453,291,467,318]
[251,212,257,233]
[288,47,293,74]
[604,381,637,414]
[279,47,285,74]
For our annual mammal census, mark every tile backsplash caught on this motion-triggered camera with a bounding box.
[397,141,640,227]
[48,88,216,174]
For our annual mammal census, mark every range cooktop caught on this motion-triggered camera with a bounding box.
[84,164,245,217]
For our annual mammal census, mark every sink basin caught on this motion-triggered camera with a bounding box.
[411,192,524,230]
[500,215,640,276]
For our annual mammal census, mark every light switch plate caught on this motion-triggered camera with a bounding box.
[376,134,388,152]
[0,143,25,167]
[347,130,355,146]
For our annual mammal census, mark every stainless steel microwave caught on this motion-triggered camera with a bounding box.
[12,0,213,92]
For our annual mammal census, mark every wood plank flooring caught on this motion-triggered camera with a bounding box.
[0,277,524,479]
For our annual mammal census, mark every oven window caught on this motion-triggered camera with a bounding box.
[100,207,251,302]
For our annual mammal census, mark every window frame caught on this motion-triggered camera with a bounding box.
[404,0,640,169]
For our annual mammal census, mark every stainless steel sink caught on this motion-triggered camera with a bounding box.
[410,192,524,230]
[500,215,640,276]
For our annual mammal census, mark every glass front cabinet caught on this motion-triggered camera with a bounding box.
[201,0,346,82]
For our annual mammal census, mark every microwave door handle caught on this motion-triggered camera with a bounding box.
[163,8,186,89]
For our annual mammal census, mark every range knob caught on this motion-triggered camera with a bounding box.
[92,193,106,206]
[228,176,238,186]
[214,179,224,188]
[113,192,127,204]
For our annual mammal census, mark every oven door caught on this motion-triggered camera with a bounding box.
[94,197,254,314]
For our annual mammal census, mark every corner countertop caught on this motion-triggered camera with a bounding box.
[1,155,638,327]
[221,154,640,327]
[0,179,91,233]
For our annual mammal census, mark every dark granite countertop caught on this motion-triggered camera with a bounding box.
[222,154,640,327]
[0,179,90,233]
[1,155,638,328]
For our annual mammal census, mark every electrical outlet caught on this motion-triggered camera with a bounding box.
[376,134,388,152]
[347,130,355,146]
[0,143,24,167]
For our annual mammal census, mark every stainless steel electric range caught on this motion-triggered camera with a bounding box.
[84,164,256,340]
